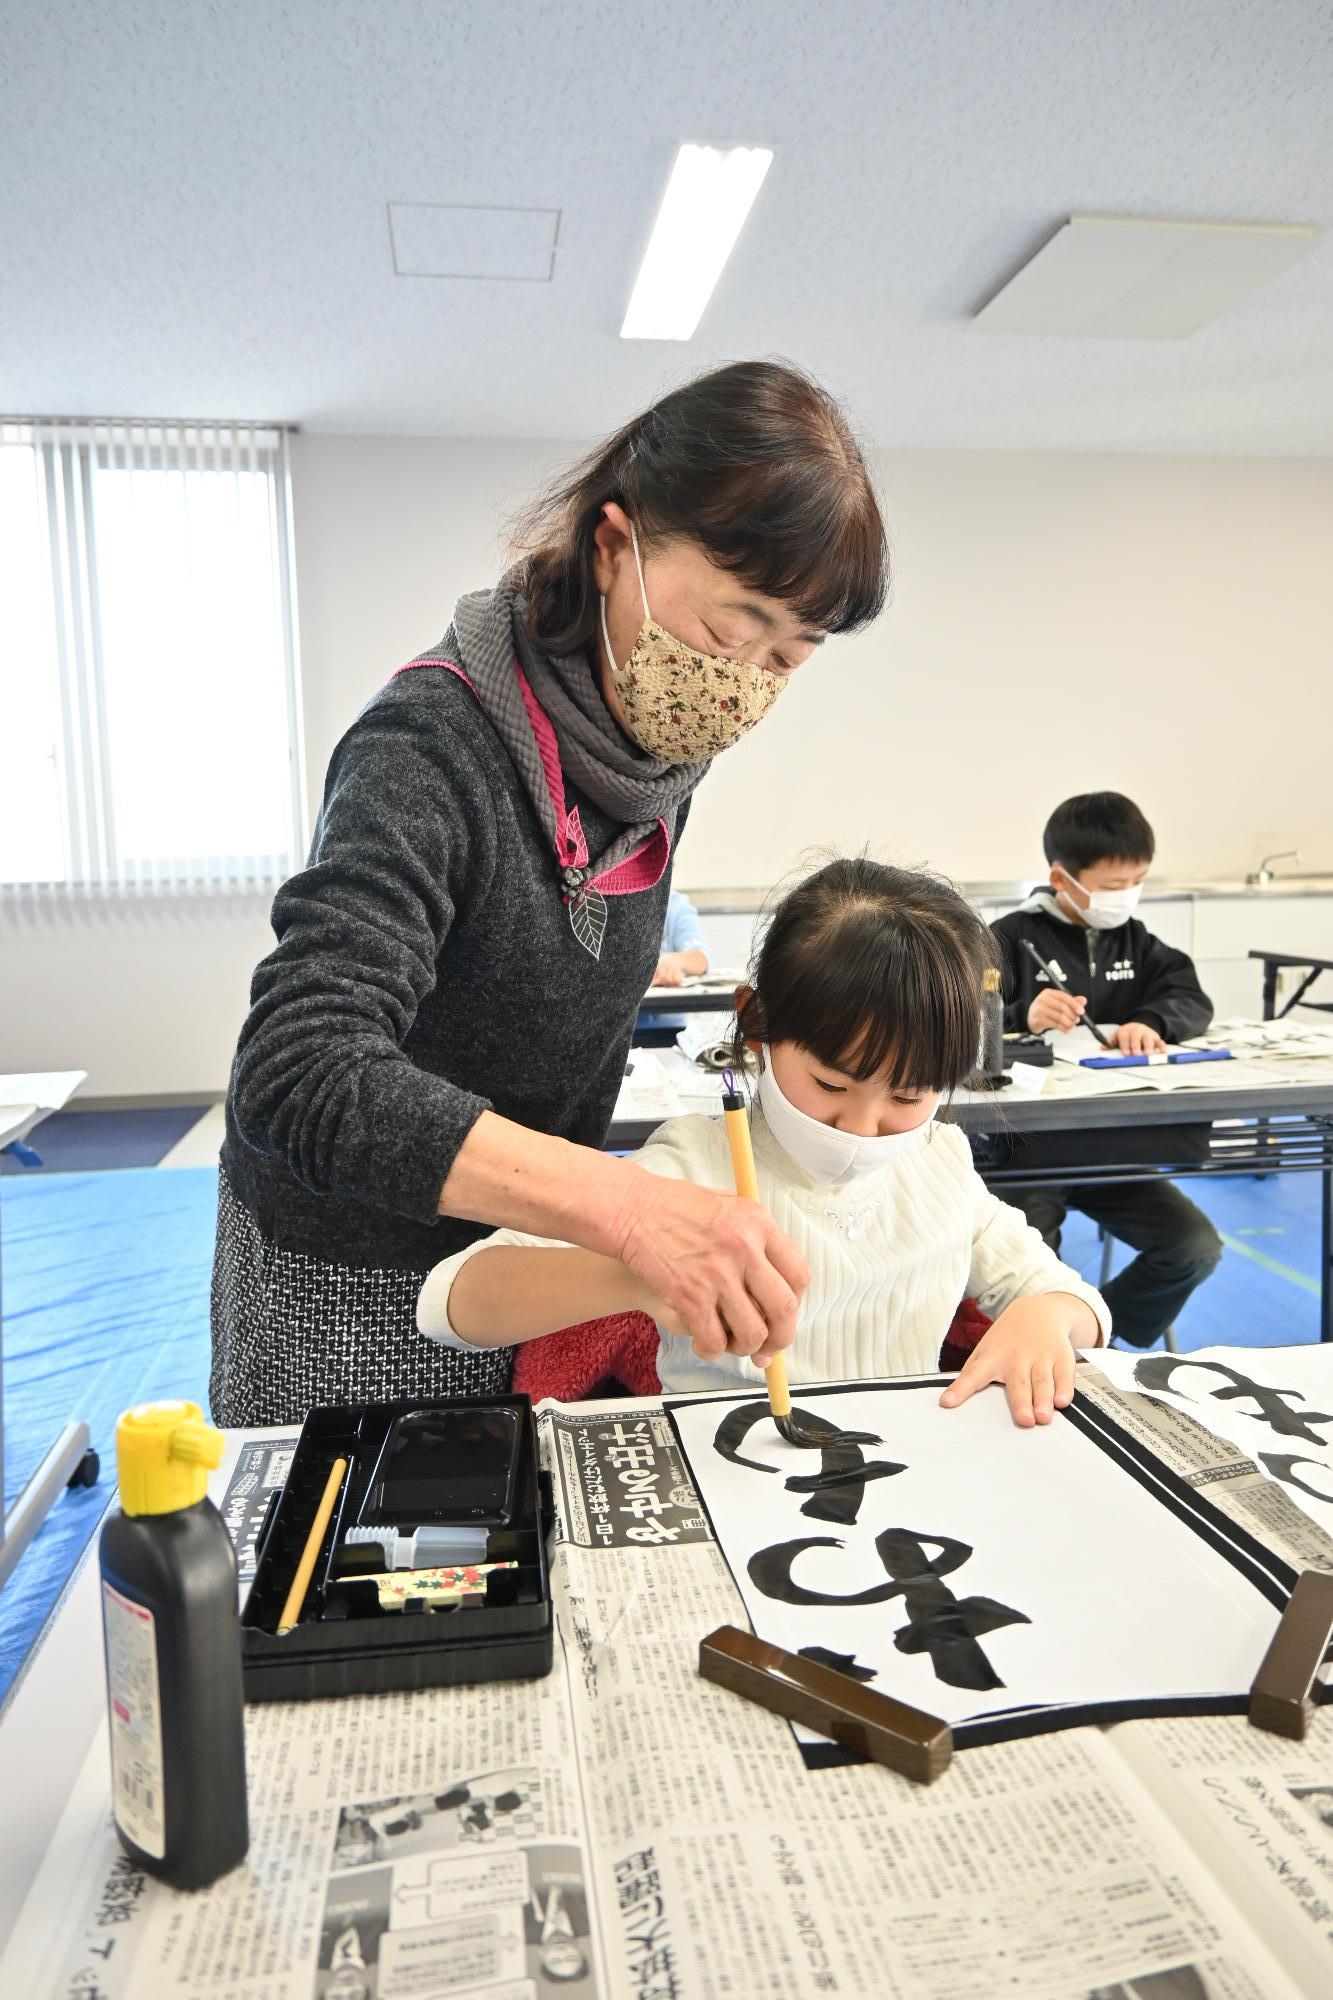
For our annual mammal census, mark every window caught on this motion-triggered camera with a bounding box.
[0,420,306,894]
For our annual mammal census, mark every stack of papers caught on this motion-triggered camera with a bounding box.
[1196,1015,1333,1051]
[615,1051,685,1125]
[1043,1063,1159,1097]
[674,1011,734,1069]
[615,1050,727,1128]
[1189,1017,1333,1063]
[0,1072,87,1147]
[643,965,746,1000]
[0,1071,86,1112]
[1045,1021,1333,1094]
[1049,1026,1130,1064]
[1046,1028,1201,1088]
[1181,1017,1333,1088]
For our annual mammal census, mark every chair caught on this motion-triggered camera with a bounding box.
[1097,1227,1179,1352]
[512,1298,997,1403]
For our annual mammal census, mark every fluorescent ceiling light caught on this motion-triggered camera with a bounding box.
[972,214,1317,339]
[621,144,773,340]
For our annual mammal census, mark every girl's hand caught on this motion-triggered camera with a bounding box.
[614,1171,808,1368]
[653,953,689,987]
[939,1293,1096,1427]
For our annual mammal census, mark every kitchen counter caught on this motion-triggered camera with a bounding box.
[683,877,1333,912]
[679,878,1333,1023]
[684,876,1328,908]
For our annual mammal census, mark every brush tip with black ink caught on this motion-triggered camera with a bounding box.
[718,1069,824,1450]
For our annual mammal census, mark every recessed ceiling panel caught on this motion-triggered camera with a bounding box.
[973,215,1317,339]
[388,203,560,282]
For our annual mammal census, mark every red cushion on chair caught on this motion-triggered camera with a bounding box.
[511,1311,661,1404]
[511,1297,994,1403]
[939,1296,992,1374]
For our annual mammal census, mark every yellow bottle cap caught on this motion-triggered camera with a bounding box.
[115,1401,225,1517]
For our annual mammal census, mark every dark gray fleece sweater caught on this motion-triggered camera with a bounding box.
[220,662,690,1270]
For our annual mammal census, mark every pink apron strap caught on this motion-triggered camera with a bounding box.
[394,655,670,894]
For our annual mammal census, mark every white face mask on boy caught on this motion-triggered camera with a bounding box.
[1062,874,1143,930]
[756,1058,937,1188]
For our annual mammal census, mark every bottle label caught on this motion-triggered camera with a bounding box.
[102,1580,166,1859]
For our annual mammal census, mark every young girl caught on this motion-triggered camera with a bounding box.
[418,860,1110,1427]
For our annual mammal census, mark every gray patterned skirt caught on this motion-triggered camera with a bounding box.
[209,1166,512,1426]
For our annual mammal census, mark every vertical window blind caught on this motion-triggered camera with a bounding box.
[0,419,306,896]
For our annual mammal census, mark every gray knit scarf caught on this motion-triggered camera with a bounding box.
[430,567,707,956]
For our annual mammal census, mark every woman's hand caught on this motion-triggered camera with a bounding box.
[939,1292,1099,1427]
[437,1114,804,1366]
[613,1170,808,1368]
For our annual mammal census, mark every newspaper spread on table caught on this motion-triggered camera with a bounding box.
[1076,1359,1333,1569]
[3,1388,1332,2000]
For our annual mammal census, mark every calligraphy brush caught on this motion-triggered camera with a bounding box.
[1019,939,1111,1048]
[720,1071,823,1449]
[277,1456,347,1635]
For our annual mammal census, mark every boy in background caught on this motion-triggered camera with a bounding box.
[990,792,1221,1348]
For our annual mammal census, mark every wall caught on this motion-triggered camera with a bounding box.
[679,448,1333,889]
[291,436,558,820]
[4,436,1330,1097]
[291,438,1333,893]
[1,889,273,1104]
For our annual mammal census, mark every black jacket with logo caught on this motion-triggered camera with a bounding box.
[986,899,1215,1173]
[990,902,1213,1042]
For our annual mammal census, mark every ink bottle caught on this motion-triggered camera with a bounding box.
[980,967,1006,1082]
[98,1400,249,1889]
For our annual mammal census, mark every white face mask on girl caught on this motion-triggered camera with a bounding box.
[1063,874,1143,930]
[756,1059,937,1188]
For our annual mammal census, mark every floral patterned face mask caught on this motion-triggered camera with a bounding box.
[598,524,787,763]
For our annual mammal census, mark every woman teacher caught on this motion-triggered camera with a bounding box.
[211,360,888,1424]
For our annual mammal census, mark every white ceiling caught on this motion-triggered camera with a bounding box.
[5,0,1333,452]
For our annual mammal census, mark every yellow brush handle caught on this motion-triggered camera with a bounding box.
[722,1102,760,1201]
[722,1104,793,1418]
[278,1455,348,1636]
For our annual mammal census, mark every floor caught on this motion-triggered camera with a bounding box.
[0,1101,226,1175]
[6,1099,1322,1342]
[0,1105,226,1702]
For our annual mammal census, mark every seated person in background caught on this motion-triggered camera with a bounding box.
[990,790,1221,1349]
[635,887,714,1046]
[653,887,711,987]
[420,858,1110,1428]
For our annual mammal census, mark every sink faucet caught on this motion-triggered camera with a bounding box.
[1247,849,1301,887]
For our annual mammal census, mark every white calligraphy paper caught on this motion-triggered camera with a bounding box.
[669,1377,1286,1734]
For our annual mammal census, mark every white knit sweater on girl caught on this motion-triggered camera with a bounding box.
[417,1102,1111,1395]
